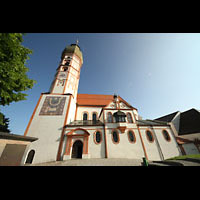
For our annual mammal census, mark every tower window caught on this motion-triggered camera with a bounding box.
[65,61,70,66]
[63,67,68,71]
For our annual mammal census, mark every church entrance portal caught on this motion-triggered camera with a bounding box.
[72,140,83,159]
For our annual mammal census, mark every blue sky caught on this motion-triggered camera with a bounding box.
[2,33,200,135]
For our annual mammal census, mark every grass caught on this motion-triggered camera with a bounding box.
[167,154,200,160]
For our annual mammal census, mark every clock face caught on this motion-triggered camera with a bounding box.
[39,96,66,115]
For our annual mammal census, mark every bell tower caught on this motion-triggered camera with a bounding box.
[49,43,83,101]
[22,43,83,164]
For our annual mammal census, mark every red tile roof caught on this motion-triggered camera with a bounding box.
[77,93,137,110]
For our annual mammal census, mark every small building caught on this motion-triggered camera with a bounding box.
[0,132,37,166]
[21,43,182,165]
[155,108,200,155]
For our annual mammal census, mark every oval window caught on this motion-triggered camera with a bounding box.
[146,130,154,142]
[112,130,119,144]
[162,130,171,142]
[128,130,136,143]
[95,131,102,144]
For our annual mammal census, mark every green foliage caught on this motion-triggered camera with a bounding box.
[167,154,200,160]
[0,33,36,106]
[0,112,10,133]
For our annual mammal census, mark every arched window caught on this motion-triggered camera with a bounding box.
[83,112,88,121]
[112,130,120,144]
[146,130,154,142]
[25,150,35,164]
[113,111,126,122]
[162,130,171,142]
[107,112,113,123]
[127,113,133,123]
[128,130,136,143]
[94,131,102,144]
[92,112,97,121]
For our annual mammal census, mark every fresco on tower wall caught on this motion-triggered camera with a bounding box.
[39,96,66,115]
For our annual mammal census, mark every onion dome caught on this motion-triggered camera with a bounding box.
[61,43,83,64]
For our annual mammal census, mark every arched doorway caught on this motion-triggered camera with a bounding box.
[71,140,83,159]
[25,150,35,164]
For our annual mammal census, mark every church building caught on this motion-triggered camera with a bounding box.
[21,43,182,165]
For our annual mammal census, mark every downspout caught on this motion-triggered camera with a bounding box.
[132,111,148,160]
[102,109,108,158]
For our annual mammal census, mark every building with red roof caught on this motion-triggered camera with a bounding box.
[21,43,182,165]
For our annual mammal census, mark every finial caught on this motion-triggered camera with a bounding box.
[76,39,79,45]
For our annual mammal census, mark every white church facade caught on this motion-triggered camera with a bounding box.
[21,43,181,165]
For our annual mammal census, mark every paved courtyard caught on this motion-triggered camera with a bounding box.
[24,157,200,166]
[25,158,144,166]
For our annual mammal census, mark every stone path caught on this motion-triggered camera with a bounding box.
[25,158,144,166]
[24,157,200,166]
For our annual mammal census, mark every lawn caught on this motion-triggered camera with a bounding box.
[167,154,200,160]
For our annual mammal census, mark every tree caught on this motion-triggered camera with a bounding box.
[0,33,36,125]
[0,112,10,133]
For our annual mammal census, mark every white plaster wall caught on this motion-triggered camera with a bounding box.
[87,128,105,158]
[153,128,181,159]
[139,127,161,161]
[23,94,70,164]
[133,110,139,120]
[183,143,199,155]
[76,107,102,120]
[66,97,76,124]
[106,126,145,159]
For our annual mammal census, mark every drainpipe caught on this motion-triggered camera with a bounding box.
[102,109,108,158]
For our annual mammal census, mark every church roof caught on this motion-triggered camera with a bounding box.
[77,94,136,109]
[137,119,169,126]
[154,111,179,122]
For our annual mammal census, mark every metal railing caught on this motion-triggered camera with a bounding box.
[67,120,104,127]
